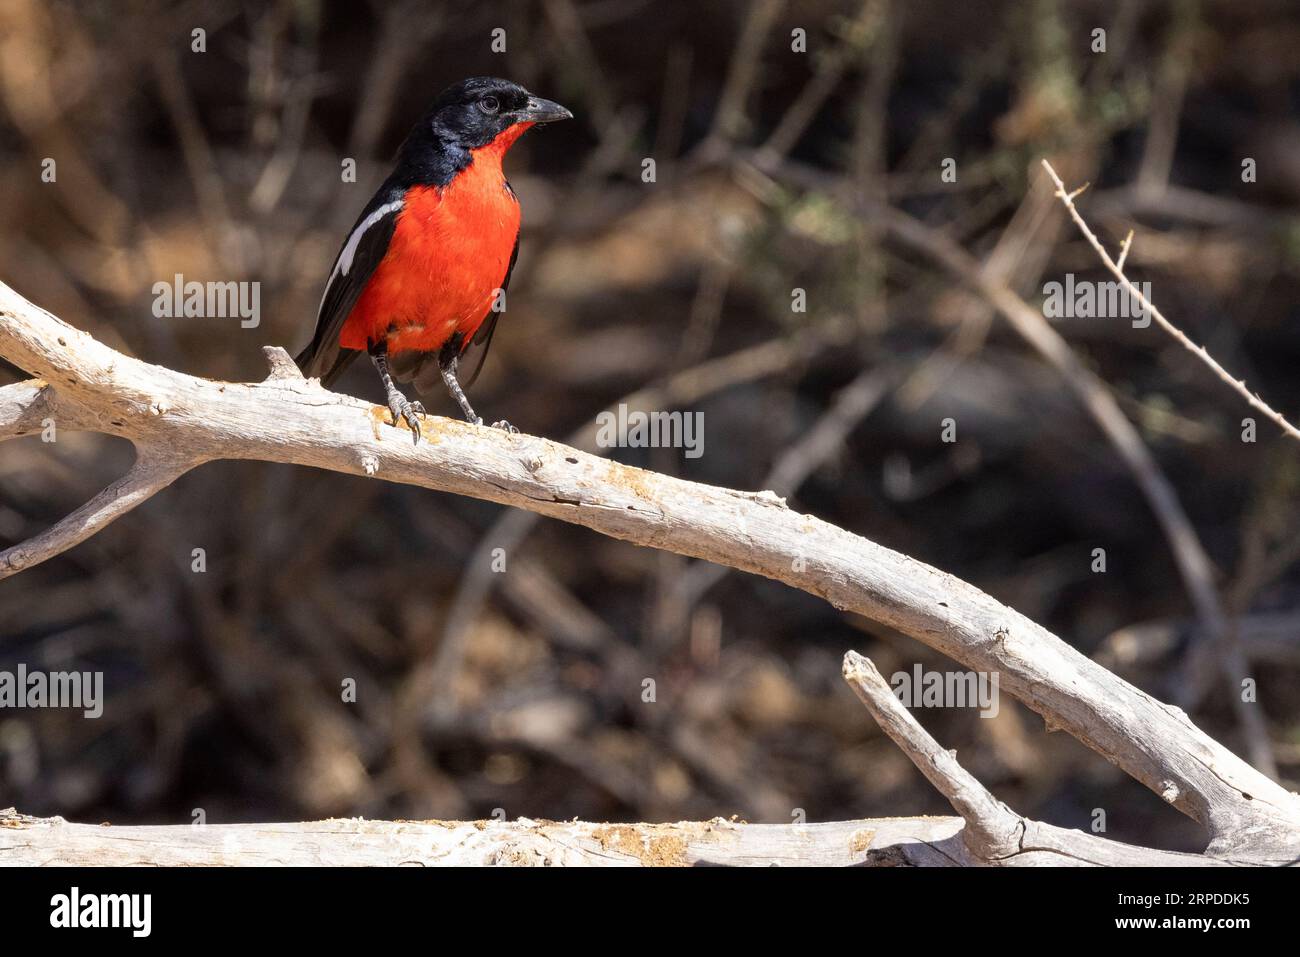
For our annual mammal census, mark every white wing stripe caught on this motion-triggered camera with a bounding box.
[339,200,403,277]
[318,199,404,314]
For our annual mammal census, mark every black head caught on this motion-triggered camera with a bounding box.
[394,77,571,186]
[424,77,571,150]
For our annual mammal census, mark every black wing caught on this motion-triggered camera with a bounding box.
[294,185,405,386]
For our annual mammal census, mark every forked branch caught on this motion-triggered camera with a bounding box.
[2,278,1297,863]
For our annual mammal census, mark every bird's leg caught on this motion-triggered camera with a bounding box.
[440,357,518,433]
[439,355,481,424]
[369,346,424,444]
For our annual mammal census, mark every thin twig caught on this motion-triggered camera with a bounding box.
[1041,158,1300,443]
[698,0,786,155]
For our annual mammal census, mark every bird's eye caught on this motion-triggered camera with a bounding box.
[479,96,500,114]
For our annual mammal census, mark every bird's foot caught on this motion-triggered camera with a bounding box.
[387,395,425,444]
[459,411,515,434]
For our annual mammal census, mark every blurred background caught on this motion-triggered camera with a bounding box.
[2,0,1299,854]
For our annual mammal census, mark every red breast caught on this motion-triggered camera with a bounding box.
[338,126,531,355]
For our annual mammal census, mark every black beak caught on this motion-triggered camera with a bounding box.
[519,95,573,125]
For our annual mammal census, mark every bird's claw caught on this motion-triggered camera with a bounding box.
[388,397,424,444]
[462,414,516,434]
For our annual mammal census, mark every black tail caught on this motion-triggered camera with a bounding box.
[294,340,359,389]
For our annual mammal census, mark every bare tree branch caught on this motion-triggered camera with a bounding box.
[2,279,1297,862]
[0,448,192,580]
[839,652,1229,866]
[843,651,1022,860]
[0,804,1226,867]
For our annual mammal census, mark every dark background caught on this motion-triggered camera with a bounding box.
[2,0,1298,854]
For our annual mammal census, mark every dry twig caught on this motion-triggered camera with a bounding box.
[1041,159,1300,444]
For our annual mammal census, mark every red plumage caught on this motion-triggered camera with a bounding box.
[339,127,530,356]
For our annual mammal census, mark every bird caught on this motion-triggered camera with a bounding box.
[295,77,572,442]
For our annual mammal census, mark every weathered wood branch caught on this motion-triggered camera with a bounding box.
[840,652,1226,865]
[844,651,1023,860]
[0,656,1252,867]
[2,279,1298,864]
[0,805,1220,867]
